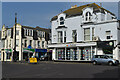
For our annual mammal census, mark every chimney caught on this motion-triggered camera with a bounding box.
[71,5,77,9]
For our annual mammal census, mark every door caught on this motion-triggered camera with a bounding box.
[3,52,4,61]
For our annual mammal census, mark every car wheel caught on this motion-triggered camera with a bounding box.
[93,61,97,65]
[108,61,113,66]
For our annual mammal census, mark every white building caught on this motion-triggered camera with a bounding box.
[1,23,51,61]
[48,3,120,61]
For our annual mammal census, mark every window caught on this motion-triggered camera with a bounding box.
[3,31,4,36]
[92,28,95,40]
[9,40,11,47]
[26,29,27,36]
[6,40,8,48]
[38,41,40,48]
[30,30,32,36]
[64,31,66,43]
[72,30,77,42]
[24,40,27,47]
[42,41,44,48]
[85,12,92,21]
[30,40,32,46]
[7,30,11,36]
[3,40,5,47]
[6,53,11,59]
[84,28,90,41]
[28,30,29,36]
[60,17,64,25]
[106,31,111,39]
[16,39,19,47]
[58,31,63,43]
[16,30,19,35]
[42,32,45,38]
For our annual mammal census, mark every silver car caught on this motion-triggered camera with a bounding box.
[91,55,119,66]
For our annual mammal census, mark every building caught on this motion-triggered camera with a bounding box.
[0,31,2,60]
[1,24,51,61]
[48,3,120,61]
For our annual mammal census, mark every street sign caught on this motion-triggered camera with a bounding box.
[29,58,37,64]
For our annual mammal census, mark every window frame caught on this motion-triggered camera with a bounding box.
[84,28,90,41]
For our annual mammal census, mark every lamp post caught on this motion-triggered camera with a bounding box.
[13,13,17,62]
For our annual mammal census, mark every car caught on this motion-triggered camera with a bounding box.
[91,55,119,66]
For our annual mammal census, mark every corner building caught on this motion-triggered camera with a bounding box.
[48,3,120,61]
[1,23,51,61]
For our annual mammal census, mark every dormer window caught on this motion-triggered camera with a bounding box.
[60,17,64,25]
[85,12,92,21]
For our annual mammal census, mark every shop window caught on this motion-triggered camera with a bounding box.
[6,53,11,59]
[72,30,77,42]
[16,39,19,47]
[24,40,27,47]
[84,28,90,41]
[58,31,63,43]
[106,31,111,39]
[57,49,65,60]
[64,31,66,43]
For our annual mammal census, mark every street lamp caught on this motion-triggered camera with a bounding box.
[13,13,17,62]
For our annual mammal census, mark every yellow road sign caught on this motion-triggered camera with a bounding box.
[29,58,37,63]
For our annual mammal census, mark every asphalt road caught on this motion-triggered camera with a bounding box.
[2,61,120,79]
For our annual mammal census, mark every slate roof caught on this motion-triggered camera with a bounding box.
[51,3,115,21]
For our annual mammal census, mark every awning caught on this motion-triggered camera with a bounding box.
[23,48,35,53]
[5,49,12,53]
[35,49,47,52]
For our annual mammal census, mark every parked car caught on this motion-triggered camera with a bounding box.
[91,55,119,66]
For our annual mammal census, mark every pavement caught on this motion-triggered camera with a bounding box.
[1,61,120,79]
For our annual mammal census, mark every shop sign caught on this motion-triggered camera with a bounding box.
[23,48,35,53]
[35,49,47,52]
[5,49,12,53]
[66,44,76,47]
[97,41,114,49]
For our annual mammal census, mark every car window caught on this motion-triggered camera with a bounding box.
[100,55,105,58]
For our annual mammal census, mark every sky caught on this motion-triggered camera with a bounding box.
[1,2,119,30]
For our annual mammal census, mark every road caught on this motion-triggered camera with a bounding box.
[2,61,120,79]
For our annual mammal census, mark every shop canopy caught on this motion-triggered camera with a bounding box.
[23,48,35,53]
[5,49,12,53]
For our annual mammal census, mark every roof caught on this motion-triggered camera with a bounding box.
[22,25,50,33]
[51,3,115,21]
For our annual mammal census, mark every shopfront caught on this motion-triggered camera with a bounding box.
[23,48,35,60]
[55,46,95,61]
[97,41,114,56]
[5,49,12,61]
[35,49,47,60]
